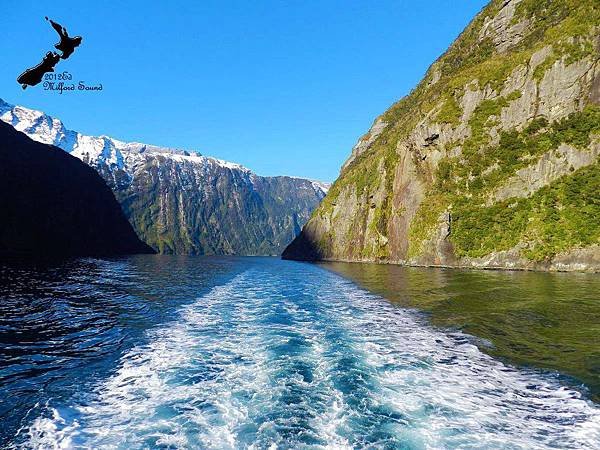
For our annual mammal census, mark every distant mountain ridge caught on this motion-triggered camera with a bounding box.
[0,120,153,259]
[0,99,330,255]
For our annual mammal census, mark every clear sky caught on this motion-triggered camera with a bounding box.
[1,0,488,182]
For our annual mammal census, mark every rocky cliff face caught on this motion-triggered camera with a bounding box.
[284,0,600,272]
[0,101,329,255]
[0,121,153,259]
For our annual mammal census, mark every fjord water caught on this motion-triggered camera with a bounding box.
[323,262,600,404]
[1,257,599,449]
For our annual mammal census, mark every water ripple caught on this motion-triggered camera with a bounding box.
[8,259,599,449]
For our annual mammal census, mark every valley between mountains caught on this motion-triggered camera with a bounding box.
[2,2,600,447]
[2,0,599,272]
[0,99,329,256]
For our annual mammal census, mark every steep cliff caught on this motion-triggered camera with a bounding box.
[0,121,153,259]
[0,101,329,255]
[284,0,600,271]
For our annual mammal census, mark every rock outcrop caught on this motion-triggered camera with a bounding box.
[0,121,154,259]
[284,0,600,272]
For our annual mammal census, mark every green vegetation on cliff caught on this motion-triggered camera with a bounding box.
[118,166,326,256]
[287,0,600,269]
[434,105,600,260]
[452,159,600,261]
[415,2,600,250]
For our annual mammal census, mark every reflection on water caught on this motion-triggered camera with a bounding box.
[321,261,600,401]
[0,256,599,449]
[0,256,245,447]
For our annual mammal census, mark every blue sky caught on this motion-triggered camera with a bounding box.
[1,0,488,181]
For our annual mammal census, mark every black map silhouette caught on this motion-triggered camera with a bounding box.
[17,51,61,90]
[46,17,82,60]
[16,17,83,90]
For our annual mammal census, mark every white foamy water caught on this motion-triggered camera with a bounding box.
[17,265,600,449]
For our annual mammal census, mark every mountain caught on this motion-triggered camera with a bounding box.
[284,0,600,272]
[0,121,153,259]
[0,100,329,255]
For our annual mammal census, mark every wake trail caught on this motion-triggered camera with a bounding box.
[17,265,600,450]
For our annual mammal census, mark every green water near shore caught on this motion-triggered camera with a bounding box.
[321,262,600,401]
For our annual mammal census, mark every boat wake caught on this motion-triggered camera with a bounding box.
[17,265,600,449]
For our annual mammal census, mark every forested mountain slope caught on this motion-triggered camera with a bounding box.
[0,100,329,255]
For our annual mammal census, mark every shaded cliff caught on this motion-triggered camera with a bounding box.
[284,0,600,271]
[0,121,154,259]
[0,100,329,256]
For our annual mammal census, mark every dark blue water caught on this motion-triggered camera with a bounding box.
[1,256,599,449]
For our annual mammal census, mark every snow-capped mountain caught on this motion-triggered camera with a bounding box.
[0,98,330,255]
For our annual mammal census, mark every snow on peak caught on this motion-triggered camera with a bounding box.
[310,180,331,194]
[283,175,331,194]
[0,98,327,188]
[0,99,255,175]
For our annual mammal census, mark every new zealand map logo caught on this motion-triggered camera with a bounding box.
[17,17,82,90]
